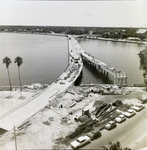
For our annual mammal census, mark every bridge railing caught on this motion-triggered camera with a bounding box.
[56,36,83,85]
[81,51,127,78]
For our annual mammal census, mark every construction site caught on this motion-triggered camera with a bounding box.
[0,84,146,149]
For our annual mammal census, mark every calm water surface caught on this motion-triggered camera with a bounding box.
[0,33,68,86]
[78,38,145,86]
[0,33,145,86]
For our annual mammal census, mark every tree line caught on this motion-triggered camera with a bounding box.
[3,56,23,94]
[101,141,131,150]
[138,47,147,90]
[1,26,146,39]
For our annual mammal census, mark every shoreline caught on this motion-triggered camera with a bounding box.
[1,31,147,45]
[0,33,146,149]
[80,36,147,45]
[0,32,145,88]
[0,31,67,37]
[0,86,147,149]
[0,82,145,91]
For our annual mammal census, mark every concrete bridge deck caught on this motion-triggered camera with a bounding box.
[0,36,83,131]
[0,35,128,131]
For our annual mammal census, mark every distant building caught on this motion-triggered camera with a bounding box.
[127,37,140,41]
[36,28,40,32]
[4,29,9,32]
[18,28,23,32]
[136,29,147,34]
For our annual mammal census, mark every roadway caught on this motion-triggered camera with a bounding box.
[82,106,147,150]
[0,82,69,130]
[0,36,83,131]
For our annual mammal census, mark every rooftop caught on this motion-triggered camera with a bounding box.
[136,29,147,34]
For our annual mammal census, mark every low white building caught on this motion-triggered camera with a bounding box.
[136,29,147,34]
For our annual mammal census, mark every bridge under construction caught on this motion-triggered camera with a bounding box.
[0,35,128,132]
[80,50,128,86]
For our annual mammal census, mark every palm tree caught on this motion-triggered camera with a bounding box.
[101,141,131,150]
[14,56,23,93]
[109,141,122,150]
[3,56,12,91]
[138,47,147,90]
[101,146,108,150]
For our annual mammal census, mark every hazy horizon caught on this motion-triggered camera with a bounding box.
[0,25,147,28]
[0,1,147,27]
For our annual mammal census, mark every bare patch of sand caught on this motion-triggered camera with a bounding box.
[0,86,146,150]
[0,91,34,116]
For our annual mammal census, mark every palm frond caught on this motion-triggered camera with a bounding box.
[3,56,11,68]
[14,56,23,67]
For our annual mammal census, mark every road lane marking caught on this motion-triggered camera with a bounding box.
[137,132,147,143]
[128,131,147,148]
[133,123,142,131]
[118,136,125,141]
[49,90,60,99]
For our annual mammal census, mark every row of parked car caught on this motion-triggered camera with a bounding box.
[70,103,145,149]
[70,129,102,149]
[105,103,145,130]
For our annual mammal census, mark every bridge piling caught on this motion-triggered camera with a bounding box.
[106,72,108,78]
[74,70,83,86]
[80,50,128,86]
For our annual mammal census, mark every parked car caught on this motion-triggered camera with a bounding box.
[105,121,117,130]
[140,99,147,104]
[135,103,144,107]
[115,114,126,123]
[135,104,145,110]
[131,105,144,112]
[128,109,136,114]
[123,109,135,118]
[70,135,91,149]
[86,130,101,141]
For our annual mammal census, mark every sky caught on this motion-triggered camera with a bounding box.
[0,0,147,27]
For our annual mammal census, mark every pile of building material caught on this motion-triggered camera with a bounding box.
[64,100,76,109]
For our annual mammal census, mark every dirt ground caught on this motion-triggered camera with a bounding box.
[0,90,34,117]
[0,86,146,150]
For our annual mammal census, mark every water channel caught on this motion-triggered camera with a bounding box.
[78,38,145,86]
[0,33,145,87]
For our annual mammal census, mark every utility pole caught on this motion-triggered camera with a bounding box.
[14,125,17,150]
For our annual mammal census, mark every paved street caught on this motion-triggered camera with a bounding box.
[0,82,71,130]
[0,36,83,131]
[83,106,147,150]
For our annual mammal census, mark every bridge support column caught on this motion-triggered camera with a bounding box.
[97,66,101,73]
[114,77,128,86]
[117,78,120,85]
[125,78,127,85]
[74,70,83,86]
[103,70,105,76]
[103,70,108,78]
[114,77,117,84]
[100,69,104,76]
[114,77,121,85]
[121,78,124,84]
[106,72,108,78]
